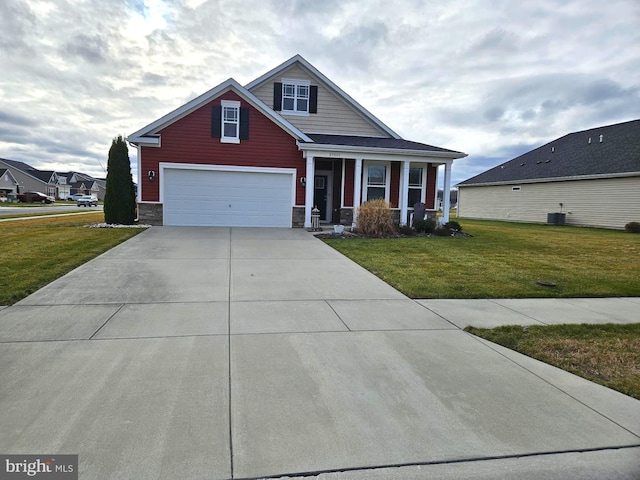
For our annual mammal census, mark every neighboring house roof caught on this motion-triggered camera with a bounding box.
[0,158,36,172]
[303,134,464,156]
[458,119,640,186]
[128,78,312,145]
[29,170,57,184]
[0,157,51,186]
[245,54,400,139]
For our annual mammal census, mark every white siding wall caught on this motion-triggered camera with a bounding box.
[249,64,390,137]
[458,176,640,229]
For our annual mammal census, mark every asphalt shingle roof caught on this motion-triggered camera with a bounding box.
[305,134,464,154]
[0,158,36,173]
[29,170,56,183]
[458,119,640,186]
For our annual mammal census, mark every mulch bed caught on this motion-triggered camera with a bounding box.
[313,230,473,239]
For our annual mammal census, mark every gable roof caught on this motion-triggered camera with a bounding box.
[245,54,400,139]
[29,170,57,184]
[128,78,312,145]
[0,168,18,184]
[458,119,640,186]
[0,157,50,185]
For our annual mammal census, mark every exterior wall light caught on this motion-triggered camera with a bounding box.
[148,170,155,181]
[300,177,306,186]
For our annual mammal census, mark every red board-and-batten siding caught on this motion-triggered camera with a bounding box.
[141,91,306,204]
[342,161,439,209]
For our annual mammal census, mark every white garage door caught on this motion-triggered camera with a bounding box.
[163,168,293,227]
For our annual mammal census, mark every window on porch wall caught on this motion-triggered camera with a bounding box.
[365,164,387,201]
[408,167,424,207]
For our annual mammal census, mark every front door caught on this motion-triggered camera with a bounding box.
[314,174,329,221]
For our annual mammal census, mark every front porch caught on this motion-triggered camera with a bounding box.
[297,138,461,229]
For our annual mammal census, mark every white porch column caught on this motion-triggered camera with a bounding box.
[304,155,315,228]
[353,158,363,227]
[400,160,410,225]
[442,161,452,223]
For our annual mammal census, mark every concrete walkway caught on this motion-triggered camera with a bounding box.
[0,227,639,479]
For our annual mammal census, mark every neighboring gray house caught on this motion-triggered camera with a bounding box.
[29,170,59,198]
[457,119,640,229]
[0,158,55,196]
[0,168,19,200]
[0,159,105,200]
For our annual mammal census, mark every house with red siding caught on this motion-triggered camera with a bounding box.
[128,55,466,227]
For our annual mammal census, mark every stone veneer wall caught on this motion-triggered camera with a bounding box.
[292,206,305,228]
[138,203,163,226]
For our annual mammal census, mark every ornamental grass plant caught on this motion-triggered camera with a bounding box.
[355,199,396,237]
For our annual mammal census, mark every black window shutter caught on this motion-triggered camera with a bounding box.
[211,105,222,138]
[309,85,318,113]
[239,107,249,140]
[273,82,282,111]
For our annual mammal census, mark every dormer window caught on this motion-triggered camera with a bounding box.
[273,80,318,115]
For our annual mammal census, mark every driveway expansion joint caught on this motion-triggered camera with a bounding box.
[232,445,640,480]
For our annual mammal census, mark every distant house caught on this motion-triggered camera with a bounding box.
[0,158,56,196]
[457,119,640,229]
[0,168,19,200]
[0,159,105,200]
[28,170,59,198]
[437,189,458,210]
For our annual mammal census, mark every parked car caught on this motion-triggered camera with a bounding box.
[17,191,55,203]
[77,195,98,207]
[67,193,85,201]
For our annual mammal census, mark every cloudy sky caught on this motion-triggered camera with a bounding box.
[1,0,638,185]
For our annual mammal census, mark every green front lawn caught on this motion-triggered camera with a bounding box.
[324,219,640,298]
[465,323,640,400]
[0,213,144,305]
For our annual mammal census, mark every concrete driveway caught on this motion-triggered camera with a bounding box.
[1,227,639,479]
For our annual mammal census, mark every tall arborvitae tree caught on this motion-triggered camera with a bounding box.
[104,135,136,225]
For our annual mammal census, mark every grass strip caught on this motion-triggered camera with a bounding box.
[0,212,145,305]
[465,323,640,400]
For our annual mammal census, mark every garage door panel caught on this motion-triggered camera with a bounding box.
[163,169,293,227]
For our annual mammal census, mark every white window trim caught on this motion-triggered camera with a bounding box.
[221,100,240,144]
[281,78,310,117]
[362,161,391,203]
[408,164,427,208]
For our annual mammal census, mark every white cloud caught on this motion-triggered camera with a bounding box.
[0,0,637,186]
